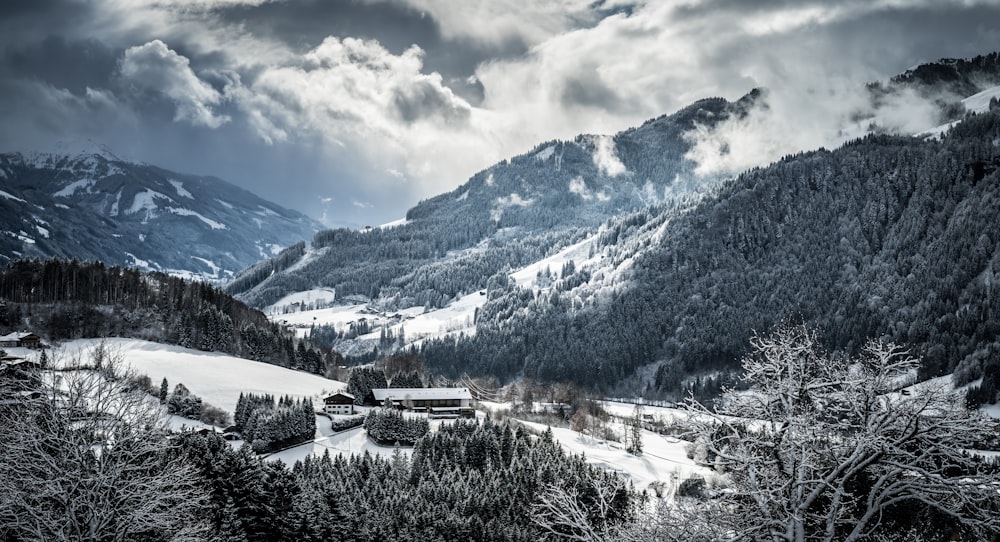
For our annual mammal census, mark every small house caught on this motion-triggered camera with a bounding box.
[0,332,42,349]
[323,392,356,415]
[371,387,475,417]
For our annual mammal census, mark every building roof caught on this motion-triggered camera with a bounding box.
[372,387,473,401]
[324,392,355,401]
[0,332,40,342]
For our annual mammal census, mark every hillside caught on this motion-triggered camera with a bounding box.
[418,110,1000,396]
[226,91,768,309]
[0,147,321,282]
[0,259,334,374]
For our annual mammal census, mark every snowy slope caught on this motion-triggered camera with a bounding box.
[55,338,345,413]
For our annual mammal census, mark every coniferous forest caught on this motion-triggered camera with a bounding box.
[0,259,332,373]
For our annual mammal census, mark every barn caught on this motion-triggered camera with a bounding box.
[371,387,475,418]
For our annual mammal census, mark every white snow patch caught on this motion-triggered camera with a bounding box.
[267,288,339,315]
[535,145,556,161]
[216,199,234,210]
[124,252,152,269]
[55,203,70,210]
[127,189,172,215]
[510,235,596,289]
[15,231,34,244]
[168,207,227,230]
[256,205,279,217]
[484,172,495,186]
[456,190,469,202]
[592,135,627,177]
[377,218,410,230]
[35,225,49,239]
[168,179,193,199]
[138,233,146,242]
[963,85,1000,114]
[109,189,122,217]
[191,256,222,277]
[54,178,96,197]
[0,189,25,203]
[55,338,344,414]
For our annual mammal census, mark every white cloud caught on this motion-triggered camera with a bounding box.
[233,36,491,198]
[591,135,627,177]
[33,0,1000,222]
[119,40,229,128]
[366,0,602,47]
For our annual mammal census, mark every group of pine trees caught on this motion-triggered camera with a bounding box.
[363,409,430,446]
[418,110,1000,398]
[234,393,316,453]
[172,418,636,541]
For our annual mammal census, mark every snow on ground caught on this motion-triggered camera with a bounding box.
[267,288,338,315]
[510,234,597,289]
[126,189,172,215]
[53,178,96,197]
[264,411,472,464]
[962,85,1000,114]
[0,189,26,202]
[375,218,410,230]
[168,179,193,199]
[273,302,374,328]
[53,338,346,413]
[168,207,227,230]
[375,293,485,344]
[919,85,1000,138]
[517,420,710,494]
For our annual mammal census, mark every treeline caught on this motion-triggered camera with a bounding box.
[0,258,333,374]
[363,409,429,445]
[234,393,316,453]
[173,419,636,541]
[420,110,1000,395]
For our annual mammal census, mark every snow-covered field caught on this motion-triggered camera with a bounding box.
[53,338,346,413]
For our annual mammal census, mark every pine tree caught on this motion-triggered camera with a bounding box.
[159,377,169,403]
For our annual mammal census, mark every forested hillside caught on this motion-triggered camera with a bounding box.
[0,259,332,373]
[420,110,1000,396]
[227,92,766,308]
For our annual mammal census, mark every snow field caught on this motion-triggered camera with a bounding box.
[53,338,346,413]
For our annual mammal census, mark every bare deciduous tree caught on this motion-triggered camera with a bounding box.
[675,326,1000,542]
[0,343,209,541]
[532,473,633,542]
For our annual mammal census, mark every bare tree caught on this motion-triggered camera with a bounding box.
[0,343,209,541]
[532,473,633,542]
[677,326,1000,542]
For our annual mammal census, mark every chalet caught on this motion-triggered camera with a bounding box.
[0,332,42,349]
[372,387,475,418]
[323,392,356,415]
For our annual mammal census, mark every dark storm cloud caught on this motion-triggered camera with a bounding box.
[3,37,119,95]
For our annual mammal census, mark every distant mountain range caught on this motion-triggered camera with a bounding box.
[0,146,321,281]
[228,53,1000,398]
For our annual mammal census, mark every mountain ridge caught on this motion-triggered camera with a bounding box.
[0,150,322,281]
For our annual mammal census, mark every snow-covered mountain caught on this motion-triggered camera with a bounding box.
[0,148,321,281]
[231,53,1000,398]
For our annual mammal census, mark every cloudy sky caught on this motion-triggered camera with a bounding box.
[2,0,999,226]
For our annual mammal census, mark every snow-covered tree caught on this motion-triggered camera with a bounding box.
[0,343,208,541]
[680,326,1000,542]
